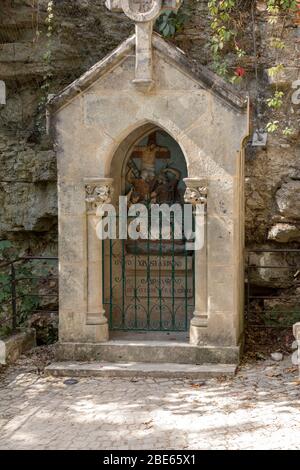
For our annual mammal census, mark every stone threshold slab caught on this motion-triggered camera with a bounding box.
[56,341,241,365]
[46,362,237,379]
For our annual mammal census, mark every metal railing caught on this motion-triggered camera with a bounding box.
[0,256,58,337]
[246,249,300,328]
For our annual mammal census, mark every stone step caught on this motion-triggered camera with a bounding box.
[57,340,240,365]
[46,361,237,379]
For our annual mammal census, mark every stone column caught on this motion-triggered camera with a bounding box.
[184,178,208,346]
[293,323,300,374]
[85,178,114,341]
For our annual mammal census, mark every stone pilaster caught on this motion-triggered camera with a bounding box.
[293,323,300,374]
[85,178,114,341]
[184,178,208,346]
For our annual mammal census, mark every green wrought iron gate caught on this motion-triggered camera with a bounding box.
[103,214,195,332]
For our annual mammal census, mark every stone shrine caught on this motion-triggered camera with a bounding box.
[47,0,249,369]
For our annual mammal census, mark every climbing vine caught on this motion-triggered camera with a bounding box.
[42,1,54,95]
[208,0,243,81]
[264,1,298,135]
[0,242,40,338]
[207,0,298,135]
[35,0,55,134]
[157,0,299,137]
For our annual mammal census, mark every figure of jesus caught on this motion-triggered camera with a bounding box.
[131,132,170,181]
[134,143,166,180]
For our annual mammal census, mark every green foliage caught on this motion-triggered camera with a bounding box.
[230,74,241,84]
[264,307,300,327]
[0,240,15,261]
[0,240,12,251]
[282,126,295,136]
[0,272,11,328]
[0,242,41,338]
[156,8,187,38]
[235,45,246,58]
[266,1,297,23]
[212,57,229,78]
[270,37,286,49]
[267,90,284,109]
[266,120,280,133]
[0,242,14,337]
[267,0,298,15]
[206,1,296,136]
[0,243,13,336]
[208,0,237,58]
[268,64,285,78]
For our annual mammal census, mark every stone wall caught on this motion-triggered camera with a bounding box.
[0,0,299,288]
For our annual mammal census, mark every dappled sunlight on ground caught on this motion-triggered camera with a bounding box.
[0,353,299,450]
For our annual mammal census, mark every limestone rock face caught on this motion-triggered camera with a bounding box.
[276,181,300,221]
[246,141,300,244]
[0,182,57,234]
[0,149,56,183]
[28,311,58,345]
[0,0,132,254]
[268,224,300,243]
[248,251,300,289]
[264,298,300,324]
[0,132,57,238]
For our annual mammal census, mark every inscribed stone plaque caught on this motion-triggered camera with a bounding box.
[126,275,193,298]
[125,255,193,271]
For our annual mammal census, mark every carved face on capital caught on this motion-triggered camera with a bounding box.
[184,186,207,206]
[85,184,114,213]
[95,185,113,204]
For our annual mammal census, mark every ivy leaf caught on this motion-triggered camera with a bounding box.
[163,23,170,36]
[169,24,176,36]
[266,121,280,133]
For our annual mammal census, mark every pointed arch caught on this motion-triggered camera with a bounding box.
[107,119,190,181]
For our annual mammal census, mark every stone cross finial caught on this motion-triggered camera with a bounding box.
[106,0,182,90]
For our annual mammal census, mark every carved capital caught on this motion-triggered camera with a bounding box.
[85,178,114,214]
[184,178,208,207]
